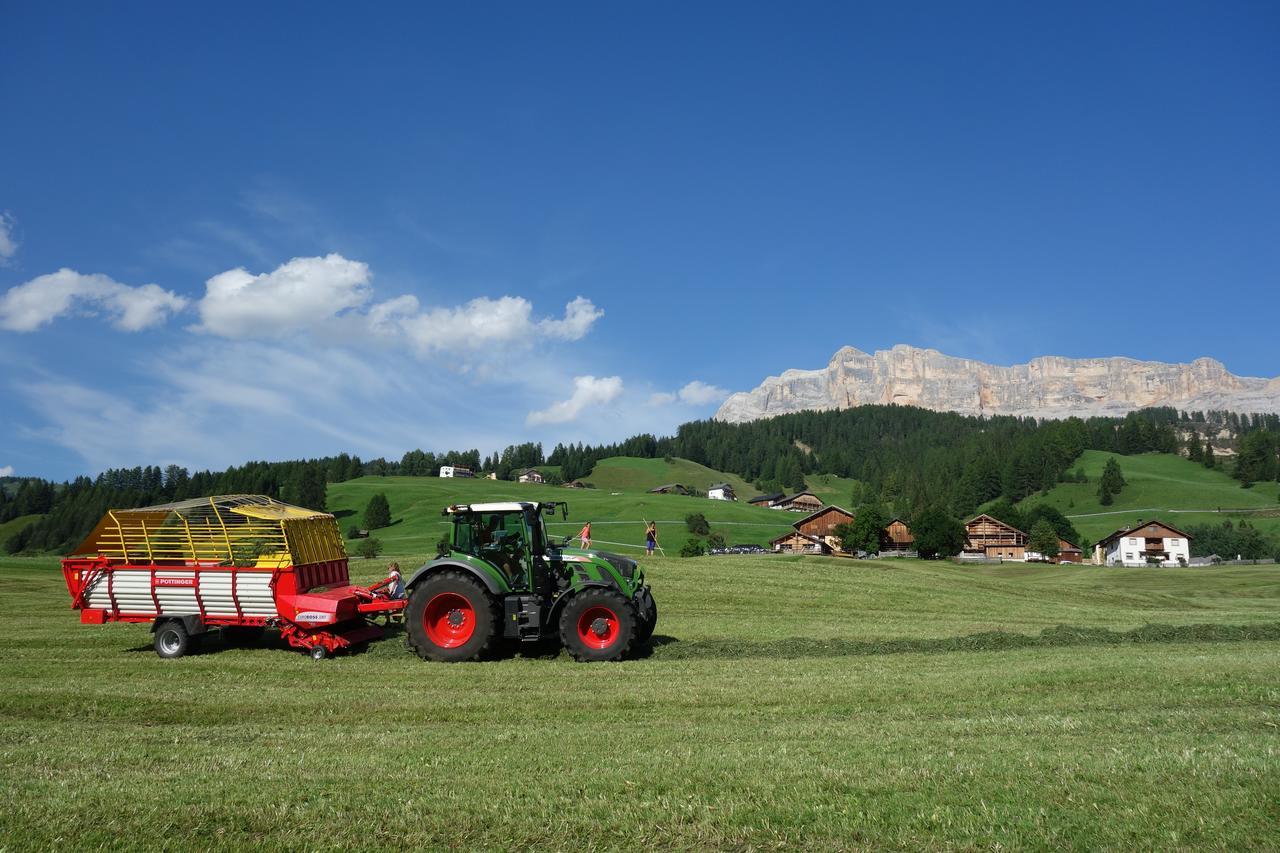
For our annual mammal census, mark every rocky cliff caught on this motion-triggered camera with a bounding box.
[714,345,1280,423]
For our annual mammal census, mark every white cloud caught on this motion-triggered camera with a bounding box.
[538,296,604,341]
[0,213,17,263]
[194,253,372,337]
[0,269,188,332]
[0,465,13,477]
[676,380,730,405]
[648,380,730,407]
[527,375,624,425]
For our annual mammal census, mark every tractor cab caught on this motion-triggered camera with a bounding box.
[442,501,569,590]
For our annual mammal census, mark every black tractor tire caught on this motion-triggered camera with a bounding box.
[636,595,658,644]
[154,620,191,659]
[559,588,637,662]
[405,570,501,662]
[221,626,265,646]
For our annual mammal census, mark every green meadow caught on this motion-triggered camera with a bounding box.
[1020,450,1280,543]
[3,550,1278,849]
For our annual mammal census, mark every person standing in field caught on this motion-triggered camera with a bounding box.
[577,521,592,549]
[645,521,658,556]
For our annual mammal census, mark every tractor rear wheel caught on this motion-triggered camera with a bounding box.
[406,570,500,662]
[559,589,636,662]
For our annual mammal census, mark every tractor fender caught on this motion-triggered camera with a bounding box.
[150,614,206,636]
[406,559,506,597]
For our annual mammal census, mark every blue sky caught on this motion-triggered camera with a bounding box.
[2,2,1277,480]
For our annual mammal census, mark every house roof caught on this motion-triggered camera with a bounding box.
[708,483,734,491]
[1097,519,1194,547]
[648,483,689,493]
[793,505,855,528]
[965,513,1028,536]
[770,530,829,547]
[779,491,821,503]
[1058,537,1082,551]
[518,468,543,476]
[748,492,784,503]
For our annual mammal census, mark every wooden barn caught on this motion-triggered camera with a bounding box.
[1056,538,1083,564]
[770,530,833,555]
[879,518,915,553]
[649,483,691,496]
[773,492,823,513]
[964,513,1028,560]
[748,492,784,507]
[795,506,855,540]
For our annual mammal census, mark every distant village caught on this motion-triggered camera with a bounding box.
[440,464,1196,567]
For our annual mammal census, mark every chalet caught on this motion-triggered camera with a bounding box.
[563,480,587,489]
[1095,520,1193,567]
[964,514,1028,560]
[517,469,545,484]
[649,483,691,496]
[879,518,915,554]
[770,530,833,555]
[707,483,737,501]
[794,505,855,547]
[484,472,498,481]
[772,492,823,513]
[748,492,784,507]
[1055,538,1084,564]
[440,465,473,479]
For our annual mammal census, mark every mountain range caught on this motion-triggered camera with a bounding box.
[715,345,1280,423]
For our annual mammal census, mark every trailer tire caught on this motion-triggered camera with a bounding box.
[310,645,328,661]
[406,570,500,662]
[154,620,191,659]
[559,589,636,662]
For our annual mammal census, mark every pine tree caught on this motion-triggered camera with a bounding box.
[1028,519,1061,561]
[363,493,391,529]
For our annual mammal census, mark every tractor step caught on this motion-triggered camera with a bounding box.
[503,594,542,640]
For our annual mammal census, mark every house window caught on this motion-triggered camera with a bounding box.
[1128,538,1138,545]
[1125,553,1134,561]
[1168,538,1179,546]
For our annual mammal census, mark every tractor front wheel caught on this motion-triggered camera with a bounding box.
[406,570,500,662]
[559,589,636,662]
[636,594,658,644]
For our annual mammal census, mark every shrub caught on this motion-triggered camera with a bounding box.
[347,525,361,539]
[707,531,726,550]
[355,537,383,559]
[685,512,710,536]
[680,538,705,557]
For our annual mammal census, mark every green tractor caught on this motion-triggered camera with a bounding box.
[404,501,657,662]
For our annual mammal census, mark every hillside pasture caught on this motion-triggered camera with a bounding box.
[2,554,1277,849]
[1021,450,1280,544]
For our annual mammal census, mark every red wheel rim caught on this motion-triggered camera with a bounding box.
[576,605,620,649]
[423,592,476,648]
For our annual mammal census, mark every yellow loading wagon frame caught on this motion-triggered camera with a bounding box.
[69,495,348,568]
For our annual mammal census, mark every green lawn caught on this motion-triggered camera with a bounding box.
[1020,450,1280,543]
[3,553,1278,849]
[328,473,798,556]
[584,456,760,500]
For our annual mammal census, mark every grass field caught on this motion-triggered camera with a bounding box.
[584,456,760,501]
[1020,450,1280,544]
[326,473,799,556]
[3,553,1278,849]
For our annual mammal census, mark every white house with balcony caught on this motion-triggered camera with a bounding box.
[440,465,474,478]
[1095,520,1193,567]
[707,483,736,501]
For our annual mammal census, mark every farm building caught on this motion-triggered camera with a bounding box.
[1056,538,1084,564]
[517,469,545,484]
[964,514,1028,560]
[772,492,823,513]
[649,483,691,495]
[440,465,474,478]
[748,492,784,507]
[563,480,588,489]
[770,530,833,555]
[795,506,854,540]
[879,518,915,554]
[707,483,737,501]
[1094,521,1193,567]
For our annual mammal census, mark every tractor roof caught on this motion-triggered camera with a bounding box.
[445,502,538,514]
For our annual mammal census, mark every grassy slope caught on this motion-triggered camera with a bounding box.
[3,553,1277,849]
[326,473,799,557]
[585,456,759,499]
[1020,450,1280,544]
[0,513,42,545]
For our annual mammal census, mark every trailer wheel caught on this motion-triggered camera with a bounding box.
[559,589,636,662]
[406,570,500,662]
[309,645,328,661]
[154,620,190,659]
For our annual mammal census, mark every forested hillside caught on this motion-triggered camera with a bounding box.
[5,405,1279,555]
